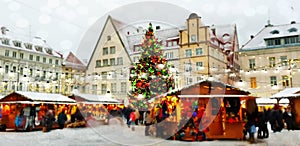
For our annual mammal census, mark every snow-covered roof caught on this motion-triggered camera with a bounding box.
[0,32,62,58]
[271,88,300,98]
[0,91,76,103]
[74,93,120,103]
[256,97,289,105]
[241,22,300,50]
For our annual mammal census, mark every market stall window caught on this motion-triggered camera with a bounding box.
[224,97,241,121]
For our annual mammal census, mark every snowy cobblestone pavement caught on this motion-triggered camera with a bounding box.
[0,118,300,146]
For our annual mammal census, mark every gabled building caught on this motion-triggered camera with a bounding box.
[62,52,87,96]
[86,16,132,99]
[179,13,239,87]
[0,26,63,95]
[239,21,300,97]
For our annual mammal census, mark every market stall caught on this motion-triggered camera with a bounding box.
[0,91,76,131]
[152,80,257,141]
[256,97,289,111]
[270,88,300,129]
[71,93,122,126]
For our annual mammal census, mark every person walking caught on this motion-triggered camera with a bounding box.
[44,109,55,132]
[144,111,153,136]
[57,110,67,129]
[128,110,136,131]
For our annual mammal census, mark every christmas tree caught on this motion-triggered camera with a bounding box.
[129,23,175,111]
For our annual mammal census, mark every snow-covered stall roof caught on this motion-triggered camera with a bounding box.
[270,88,300,98]
[0,91,76,104]
[256,97,289,105]
[74,93,120,104]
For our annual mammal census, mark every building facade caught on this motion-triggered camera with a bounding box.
[62,52,87,96]
[0,27,63,96]
[178,13,239,87]
[239,21,300,97]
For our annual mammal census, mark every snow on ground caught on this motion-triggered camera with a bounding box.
[0,118,300,146]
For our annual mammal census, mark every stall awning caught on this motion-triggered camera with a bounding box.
[0,91,76,104]
[73,93,120,103]
[270,88,300,98]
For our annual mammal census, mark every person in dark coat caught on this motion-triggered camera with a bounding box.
[283,106,295,131]
[44,109,55,132]
[58,110,67,129]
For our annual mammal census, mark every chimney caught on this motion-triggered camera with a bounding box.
[1,27,9,35]
[156,26,160,30]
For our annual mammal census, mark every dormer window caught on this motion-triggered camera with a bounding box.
[45,48,53,55]
[35,46,43,52]
[288,27,297,33]
[270,30,279,34]
[13,41,22,47]
[133,45,141,52]
[1,38,10,45]
[107,35,111,41]
[24,43,32,50]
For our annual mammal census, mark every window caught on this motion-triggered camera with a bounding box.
[280,56,287,66]
[103,47,108,55]
[117,57,123,65]
[29,68,33,77]
[107,35,111,41]
[196,48,203,56]
[35,46,43,52]
[284,36,299,44]
[96,60,101,68]
[111,83,117,93]
[12,52,17,58]
[288,28,297,33]
[2,39,10,45]
[5,50,9,57]
[20,53,24,59]
[101,72,107,79]
[49,59,53,64]
[269,57,275,67]
[270,76,277,86]
[249,59,255,70]
[110,58,115,66]
[103,59,108,66]
[270,30,279,34]
[165,52,174,59]
[167,41,172,47]
[186,77,193,85]
[92,85,97,94]
[250,77,257,88]
[29,55,33,61]
[282,75,289,87]
[101,84,107,94]
[133,56,139,62]
[121,82,126,93]
[185,49,192,57]
[185,63,192,72]
[12,66,16,73]
[110,46,115,54]
[274,38,281,45]
[24,43,32,49]
[133,45,141,52]
[196,62,203,70]
[46,48,53,54]
[5,65,9,73]
[13,41,21,47]
[36,56,40,62]
[55,60,59,65]
[190,34,196,42]
[43,57,46,63]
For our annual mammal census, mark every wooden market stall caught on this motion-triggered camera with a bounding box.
[255,97,289,112]
[153,80,258,140]
[71,93,122,125]
[0,91,76,131]
[270,87,300,129]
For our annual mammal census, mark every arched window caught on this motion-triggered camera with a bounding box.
[270,30,279,34]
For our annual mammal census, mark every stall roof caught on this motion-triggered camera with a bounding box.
[0,91,76,103]
[73,93,120,103]
[270,88,300,98]
[256,97,289,105]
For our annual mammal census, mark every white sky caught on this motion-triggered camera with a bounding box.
[0,0,299,59]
